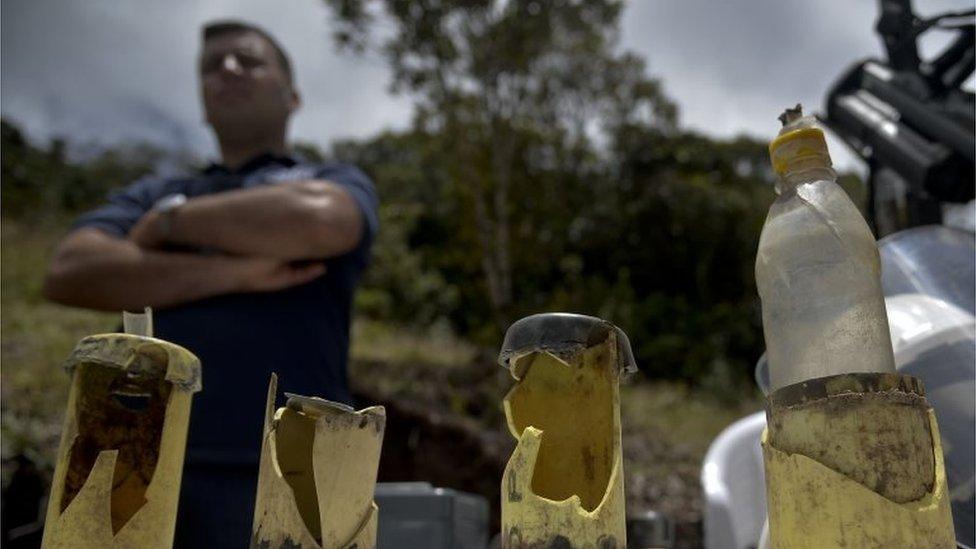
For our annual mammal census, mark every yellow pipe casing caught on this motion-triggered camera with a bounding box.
[498,313,637,549]
[250,374,386,549]
[762,372,956,548]
[41,330,202,548]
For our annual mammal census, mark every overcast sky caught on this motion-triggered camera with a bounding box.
[2,0,972,172]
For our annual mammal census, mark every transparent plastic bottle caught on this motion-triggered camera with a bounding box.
[756,106,896,391]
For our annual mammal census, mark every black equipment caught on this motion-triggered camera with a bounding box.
[823,0,975,236]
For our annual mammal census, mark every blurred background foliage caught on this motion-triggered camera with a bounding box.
[323,0,825,391]
[0,0,871,393]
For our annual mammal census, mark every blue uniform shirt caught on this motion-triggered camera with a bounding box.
[72,153,379,465]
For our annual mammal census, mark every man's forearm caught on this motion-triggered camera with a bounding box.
[44,229,245,311]
[136,181,363,260]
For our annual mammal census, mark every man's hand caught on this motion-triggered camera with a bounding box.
[128,210,165,249]
[231,257,326,292]
[128,215,327,291]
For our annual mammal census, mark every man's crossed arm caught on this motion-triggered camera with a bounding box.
[43,180,363,311]
[128,180,363,259]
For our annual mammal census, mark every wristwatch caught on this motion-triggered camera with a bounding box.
[153,193,187,241]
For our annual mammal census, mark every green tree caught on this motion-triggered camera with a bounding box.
[1,119,168,219]
[325,0,676,328]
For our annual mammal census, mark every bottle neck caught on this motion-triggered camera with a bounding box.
[775,165,836,194]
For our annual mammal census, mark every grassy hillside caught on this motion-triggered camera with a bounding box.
[1,218,116,470]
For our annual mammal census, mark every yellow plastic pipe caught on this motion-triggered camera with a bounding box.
[251,374,386,548]
[762,373,956,548]
[498,313,635,548]
[41,310,202,548]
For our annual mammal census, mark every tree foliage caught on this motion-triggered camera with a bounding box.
[334,123,776,383]
[325,0,779,382]
[326,0,677,326]
[1,120,165,218]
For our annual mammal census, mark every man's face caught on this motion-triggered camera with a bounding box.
[199,31,299,138]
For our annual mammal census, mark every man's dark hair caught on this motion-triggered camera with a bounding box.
[202,20,293,83]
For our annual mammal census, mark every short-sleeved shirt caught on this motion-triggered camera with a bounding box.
[72,153,379,465]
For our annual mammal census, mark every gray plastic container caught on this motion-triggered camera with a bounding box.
[374,482,489,549]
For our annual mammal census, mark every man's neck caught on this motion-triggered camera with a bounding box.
[217,133,288,171]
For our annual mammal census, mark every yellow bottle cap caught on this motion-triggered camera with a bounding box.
[768,105,832,177]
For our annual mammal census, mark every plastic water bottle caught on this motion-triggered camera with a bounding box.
[756,105,896,391]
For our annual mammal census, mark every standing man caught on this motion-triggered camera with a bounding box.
[43,20,378,546]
